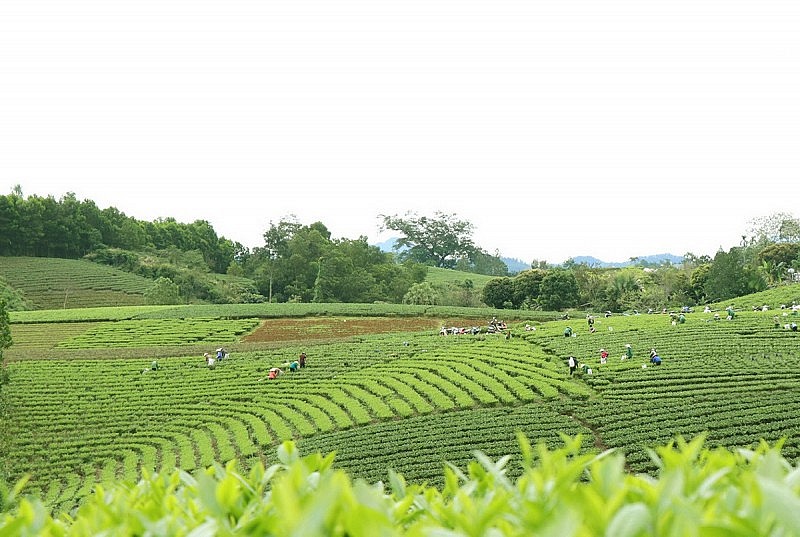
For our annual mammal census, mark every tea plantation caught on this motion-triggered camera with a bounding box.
[2,300,800,518]
[0,257,152,309]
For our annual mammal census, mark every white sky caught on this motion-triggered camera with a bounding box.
[1,0,798,264]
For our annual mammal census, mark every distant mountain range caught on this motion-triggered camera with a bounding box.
[569,254,685,268]
[373,238,682,273]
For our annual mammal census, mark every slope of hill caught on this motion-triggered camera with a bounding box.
[0,257,154,310]
[423,266,497,290]
[711,282,800,311]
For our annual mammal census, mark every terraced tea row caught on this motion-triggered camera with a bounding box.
[3,334,586,513]
[0,257,153,309]
[298,403,594,487]
[56,318,262,348]
[5,306,800,516]
[528,310,800,471]
[6,318,262,359]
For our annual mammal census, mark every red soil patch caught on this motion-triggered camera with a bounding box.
[242,317,486,343]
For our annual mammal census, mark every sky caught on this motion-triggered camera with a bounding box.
[1,1,799,264]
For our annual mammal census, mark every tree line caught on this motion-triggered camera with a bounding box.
[0,190,508,305]
[232,218,428,303]
[0,187,238,273]
[481,213,800,311]
[2,186,799,310]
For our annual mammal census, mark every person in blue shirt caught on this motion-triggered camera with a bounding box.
[649,349,662,366]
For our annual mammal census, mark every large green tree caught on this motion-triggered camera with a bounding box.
[380,212,477,269]
[512,269,546,308]
[481,277,515,309]
[538,269,580,311]
[248,219,422,304]
[704,248,767,301]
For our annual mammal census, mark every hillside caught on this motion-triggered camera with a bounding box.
[3,295,800,515]
[0,256,153,309]
[423,266,498,290]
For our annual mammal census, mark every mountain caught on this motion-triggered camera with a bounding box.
[569,253,684,268]
[501,257,529,273]
[374,237,405,252]
[373,238,683,271]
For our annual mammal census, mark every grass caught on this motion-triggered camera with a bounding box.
[424,266,499,290]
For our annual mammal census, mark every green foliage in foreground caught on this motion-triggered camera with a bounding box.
[5,436,800,536]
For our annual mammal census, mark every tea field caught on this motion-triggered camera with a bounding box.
[0,256,153,309]
[2,300,800,516]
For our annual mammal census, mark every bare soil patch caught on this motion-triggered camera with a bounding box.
[242,316,486,343]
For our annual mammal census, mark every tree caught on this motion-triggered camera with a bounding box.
[0,298,12,363]
[748,212,800,243]
[688,263,711,303]
[571,265,606,310]
[538,269,580,311]
[604,269,642,311]
[380,212,477,268]
[403,282,439,305]
[262,216,303,259]
[144,277,182,305]
[512,269,546,308]
[704,248,766,302]
[756,242,800,285]
[454,249,509,277]
[683,252,712,270]
[482,277,515,309]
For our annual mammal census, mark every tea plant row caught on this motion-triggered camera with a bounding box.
[3,334,586,513]
[6,307,800,516]
[0,256,152,309]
